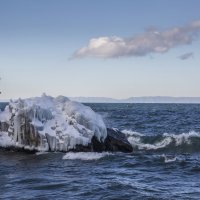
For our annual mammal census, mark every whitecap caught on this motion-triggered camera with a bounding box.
[162,154,177,163]
[127,130,200,151]
[62,152,111,160]
[121,129,144,137]
[35,152,49,155]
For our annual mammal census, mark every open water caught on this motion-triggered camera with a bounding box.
[0,103,200,199]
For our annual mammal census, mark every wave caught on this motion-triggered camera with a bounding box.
[161,154,177,163]
[121,130,200,153]
[35,152,49,155]
[62,152,112,160]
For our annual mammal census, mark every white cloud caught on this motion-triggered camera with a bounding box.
[178,52,194,60]
[72,20,200,59]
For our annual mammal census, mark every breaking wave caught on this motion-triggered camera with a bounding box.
[62,152,112,160]
[162,154,177,163]
[122,130,200,153]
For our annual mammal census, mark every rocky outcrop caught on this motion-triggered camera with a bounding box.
[0,121,133,153]
[71,128,133,153]
[0,95,133,153]
[105,128,133,152]
[90,128,133,152]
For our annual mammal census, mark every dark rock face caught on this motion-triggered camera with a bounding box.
[105,128,133,152]
[90,128,133,153]
[0,121,9,132]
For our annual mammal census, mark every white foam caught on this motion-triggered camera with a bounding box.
[122,129,144,137]
[162,154,177,163]
[0,132,14,147]
[163,131,200,145]
[35,152,49,155]
[126,130,200,150]
[62,152,111,160]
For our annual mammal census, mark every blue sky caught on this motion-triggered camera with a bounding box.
[0,0,200,99]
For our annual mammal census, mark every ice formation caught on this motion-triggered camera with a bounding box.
[0,94,107,152]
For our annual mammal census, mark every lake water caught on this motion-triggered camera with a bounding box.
[0,103,200,199]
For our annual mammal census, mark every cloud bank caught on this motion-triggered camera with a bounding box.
[178,52,194,60]
[73,20,200,59]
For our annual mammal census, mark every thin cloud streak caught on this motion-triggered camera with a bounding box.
[178,52,194,60]
[73,20,200,59]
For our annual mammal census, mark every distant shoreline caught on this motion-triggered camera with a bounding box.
[2,96,200,104]
[70,96,200,104]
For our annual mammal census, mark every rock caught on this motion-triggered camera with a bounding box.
[105,128,133,152]
[0,121,9,132]
[0,121,133,153]
[0,95,133,153]
[90,128,133,153]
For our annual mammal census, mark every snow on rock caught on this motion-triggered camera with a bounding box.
[0,94,107,152]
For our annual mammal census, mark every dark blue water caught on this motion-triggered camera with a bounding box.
[87,103,200,135]
[1,103,200,199]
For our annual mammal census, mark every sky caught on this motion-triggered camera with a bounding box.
[0,0,200,99]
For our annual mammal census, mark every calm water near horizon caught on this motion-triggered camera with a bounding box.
[0,103,200,199]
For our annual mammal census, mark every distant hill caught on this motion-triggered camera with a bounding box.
[1,96,200,104]
[69,97,119,103]
[69,96,200,103]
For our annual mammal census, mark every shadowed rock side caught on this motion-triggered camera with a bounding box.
[90,128,133,152]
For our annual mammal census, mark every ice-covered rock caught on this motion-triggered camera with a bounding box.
[0,94,107,152]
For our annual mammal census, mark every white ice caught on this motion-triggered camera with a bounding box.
[0,94,107,152]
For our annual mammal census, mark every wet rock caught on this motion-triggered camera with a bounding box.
[90,128,133,153]
[105,128,133,152]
